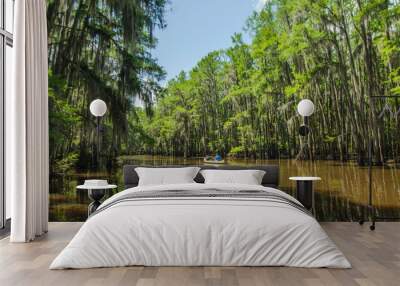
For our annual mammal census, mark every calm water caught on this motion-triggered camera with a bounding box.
[49,156,400,222]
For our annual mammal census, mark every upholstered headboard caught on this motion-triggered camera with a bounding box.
[123,165,280,189]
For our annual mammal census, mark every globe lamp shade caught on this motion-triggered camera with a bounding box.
[90,99,107,117]
[297,99,315,117]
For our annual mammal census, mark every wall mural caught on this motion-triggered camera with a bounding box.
[47,0,400,221]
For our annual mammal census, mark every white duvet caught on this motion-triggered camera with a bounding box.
[50,183,351,269]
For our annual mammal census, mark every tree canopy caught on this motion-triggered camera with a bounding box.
[47,0,400,173]
[47,0,166,172]
[135,0,400,164]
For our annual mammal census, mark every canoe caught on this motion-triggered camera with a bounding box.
[203,158,226,164]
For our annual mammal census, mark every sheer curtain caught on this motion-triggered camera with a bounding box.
[8,0,49,242]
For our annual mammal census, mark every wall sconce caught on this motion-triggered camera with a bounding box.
[297,99,315,136]
[90,99,107,169]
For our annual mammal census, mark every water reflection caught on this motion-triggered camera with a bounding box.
[49,156,400,222]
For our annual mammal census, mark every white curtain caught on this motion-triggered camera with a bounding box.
[8,0,49,242]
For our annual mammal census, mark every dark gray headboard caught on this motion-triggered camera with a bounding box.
[123,165,280,189]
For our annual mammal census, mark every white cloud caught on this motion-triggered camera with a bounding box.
[254,0,268,12]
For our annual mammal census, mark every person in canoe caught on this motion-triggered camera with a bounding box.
[204,153,225,164]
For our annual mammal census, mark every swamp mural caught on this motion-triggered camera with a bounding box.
[46,0,400,221]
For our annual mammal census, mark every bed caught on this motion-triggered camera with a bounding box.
[50,165,351,269]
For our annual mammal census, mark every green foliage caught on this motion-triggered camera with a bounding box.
[53,153,79,175]
[47,0,400,165]
[47,0,167,171]
[137,0,400,163]
[48,69,81,173]
[228,146,245,157]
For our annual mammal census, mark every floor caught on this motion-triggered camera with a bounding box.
[0,222,399,286]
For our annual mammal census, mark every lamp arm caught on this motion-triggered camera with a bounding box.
[304,116,309,126]
[96,117,101,170]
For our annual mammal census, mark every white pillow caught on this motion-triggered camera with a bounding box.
[135,167,200,186]
[200,169,266,185]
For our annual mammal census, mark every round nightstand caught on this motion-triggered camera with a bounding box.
[77,184,117,216]
[289,177,321,213]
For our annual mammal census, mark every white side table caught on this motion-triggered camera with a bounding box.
[289,177,321,212]
[76,184,117,216]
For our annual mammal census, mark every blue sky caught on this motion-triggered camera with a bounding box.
[151,0,266,83]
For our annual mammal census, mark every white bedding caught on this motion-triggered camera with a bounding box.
[50,183,351,269]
